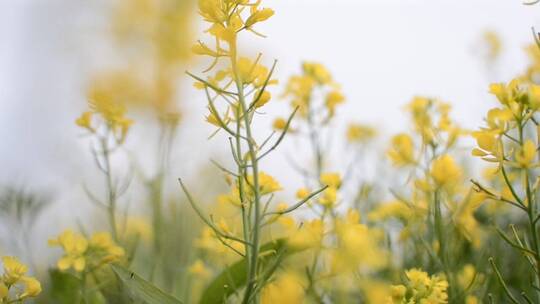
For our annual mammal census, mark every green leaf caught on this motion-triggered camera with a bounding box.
[199,238,298,304]
[48,269,106,304]
[112,264,183,304]
[49,269,81,304]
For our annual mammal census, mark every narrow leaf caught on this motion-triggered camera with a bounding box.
[112,264,183,304]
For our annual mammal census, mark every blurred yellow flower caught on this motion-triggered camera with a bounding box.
[75,111,94,132]
[388,269,448,304]
[0,256,41,301]
[189,259,211,279]
[515,139,537,168]
[2,256,28,285]
[272,117,288,131]
[325,90,345,116]
[295,187,310,200]
[253,90,272,108]
[320,172,341,189]
[90,232,125,262]
[49,230,88,272]
[287,219,324,249]
[302,62,332,85]
[346,123,377,143]
[20,276,42,298]
[245,6,274,28]
[247,172,282,196]
[431,154,462,188]
[387,133,415,166]
[318,186,337,207]
[261,272,305,304]
[0,281,7,299]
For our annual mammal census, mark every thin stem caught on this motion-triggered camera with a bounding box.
[99,135,119,242]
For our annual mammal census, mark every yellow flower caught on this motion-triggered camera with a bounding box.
[387,133,415,166]
[90,232,125,262]
[2,256,28,285]
[217,218,232,234]
[431,154,462,188]
[75,111,94,131]
[515,139,537,168]
[346,123,377,143]
[407,97,433,135]
[320,172,341,188]
[236,57,272,87]
[472,130,497,156]
[253,90,271,108]
[208,21,239,44]
[325,90,345,116]
[19,276,42,298]
[454,192,485,247]
[295,187,310,200]
[189,259,211,279]
[217,186,242,207]
[287,219,324,249]
[246,172,282,196]
[272,117,287,131]
[118,217,153,243]
[302,62,332,85]
[261,272,305,304]
[332,210,387,272]
[466,295,479,304]
[486,108,512,133]
[397,269,448,303]
[206,106,231,128]
[0,281,7,299]
[488,79,535,113]
[80,73,137,143]
[276,202,288,213]
[283,75,315,104]
[49,230,88,272]
[217,187,242,207]
[368,200,413,222]
[198,0,228,24]
[388,269,448,304]
[457,264,477,290]
[390,285,406,302]
[245,7,274,28]
[318,186,337,207]
[483,30,502,61]
[192,42,221,57]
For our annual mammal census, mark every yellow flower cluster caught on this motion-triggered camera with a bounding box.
[473,79,540,169]
[330,210,387,273]
[217,172,282,209]
[319,172,341,207]
[388,269,448,304]
[346,123,377,144]
[261,272,305,304]
[49,230,125,273]
[75,88,134,143]
[0,256,41,303]
[281,62,344,120]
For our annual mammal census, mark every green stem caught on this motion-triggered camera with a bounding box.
[518,120,540,299]
[100,136,118,242]
[227,41,262,303]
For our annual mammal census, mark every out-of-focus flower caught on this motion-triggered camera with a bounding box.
[261,272,305,304]
[49,230,124,273]
[346,123,377,143]
[387,133,415,166]
[0,256,41,301]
